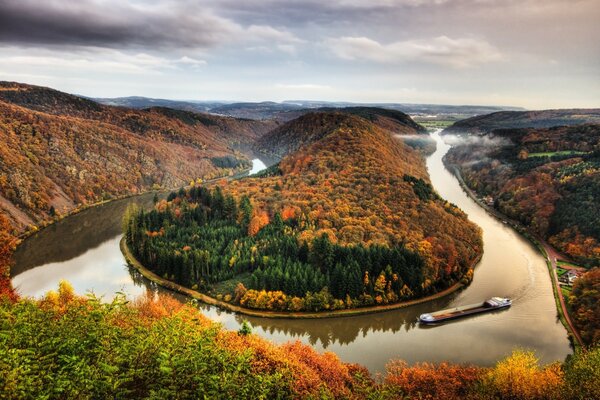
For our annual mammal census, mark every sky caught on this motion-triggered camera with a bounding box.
[0,0,598,109]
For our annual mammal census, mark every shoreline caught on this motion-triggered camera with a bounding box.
[12,166,253,247]
[121,237,479,319]
[444,160,583,347]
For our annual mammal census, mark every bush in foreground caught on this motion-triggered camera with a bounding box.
[1,282,599,399]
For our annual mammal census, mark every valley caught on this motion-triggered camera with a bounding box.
[10,133,572,372]
[1,82,597,398]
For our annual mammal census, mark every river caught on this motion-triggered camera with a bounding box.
[11,143,572,373]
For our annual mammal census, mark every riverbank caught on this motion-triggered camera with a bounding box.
[13,164,254,245]
[121,237,479,319]
[444,160,583,347]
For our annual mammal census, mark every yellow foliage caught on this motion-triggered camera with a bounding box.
[483,349,563,399]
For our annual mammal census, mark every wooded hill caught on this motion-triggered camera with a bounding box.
[255,109,426,158]
[445,123,600,267]
[126,111,482,311]
[444,109,600,135]
[233,112,482,293]
[0,82,274,233]
[444,122,600,345]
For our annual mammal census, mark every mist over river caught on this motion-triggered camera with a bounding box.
[12,144,571,373]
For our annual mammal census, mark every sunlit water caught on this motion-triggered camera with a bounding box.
[249,158,267,174]
[12,143,571,372]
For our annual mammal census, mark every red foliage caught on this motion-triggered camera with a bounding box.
[248,209,270,236]
[0,214,17,302]
[384,360,483,400]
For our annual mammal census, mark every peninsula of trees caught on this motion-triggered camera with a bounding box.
[125,112,482,312]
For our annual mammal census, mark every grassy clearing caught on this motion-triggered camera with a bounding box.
[557,267,568,277]
[557,260,583,269]
[413,119,457,130]
[210,272,253,297]
[528,150,587,158]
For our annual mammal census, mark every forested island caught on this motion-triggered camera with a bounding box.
[124,112,482,312]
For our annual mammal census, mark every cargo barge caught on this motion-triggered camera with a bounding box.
[418,297,511,324]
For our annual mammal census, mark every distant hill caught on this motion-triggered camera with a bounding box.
[93,96,222,113]
[255,108,425,158]
[0,82,272,232]
[209,101,302,120]
[95,96,523,121]
[444,109,600,135]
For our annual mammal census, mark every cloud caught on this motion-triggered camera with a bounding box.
[176,56,208,66]
[275,83,332,90]
[0,47,206,75]
[246,25,304,44]
[326,35,504,67]
[0,0,303,52]
[0,0,239,49]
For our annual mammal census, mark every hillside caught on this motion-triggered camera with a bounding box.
[255,109,426,158]
[147,106,278,147]
[444,123,600,267]
[445,109,600,135]
[0,82,274,147]
[93,96,221,112]
[235,112,479,257]
[126,112,482,311]
[0,82,274,234]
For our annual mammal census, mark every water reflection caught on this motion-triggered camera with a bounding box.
[11,148,572,373]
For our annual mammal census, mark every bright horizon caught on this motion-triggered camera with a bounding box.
[1,0,599,109]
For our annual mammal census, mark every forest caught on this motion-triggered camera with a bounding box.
[124,112,482,311]
[125,186,430,311]
[445,123,600,346]
[0,82,274,234]
[445,124,600,267]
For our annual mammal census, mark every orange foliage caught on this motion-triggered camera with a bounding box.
[281,206,297,220]
[385,360,483,400]
[216,332,357,399]
[0,214,17,302]
[248,209,270,236]
[224,113,482,287]
[0,82,273,236]
[482,350,564,400]
[569,268,600,346]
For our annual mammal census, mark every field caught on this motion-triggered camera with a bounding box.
[528,150,587,158]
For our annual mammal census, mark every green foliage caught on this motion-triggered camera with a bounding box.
[238,320,252,336]
[562,347,600,400]
[0,296,287,399]
[447,123,600,266]
[403,175,439,202]
[125,187,427,311]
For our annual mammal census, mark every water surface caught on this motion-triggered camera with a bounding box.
[12,142,572,372]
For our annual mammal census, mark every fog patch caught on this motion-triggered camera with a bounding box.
[442,133,512,149]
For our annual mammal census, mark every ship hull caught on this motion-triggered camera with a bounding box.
[419,299,511,324]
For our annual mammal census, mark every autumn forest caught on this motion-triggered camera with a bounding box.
[1,82,599,399]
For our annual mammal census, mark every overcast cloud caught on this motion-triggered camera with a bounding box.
[0,0,598,108]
